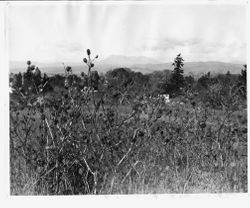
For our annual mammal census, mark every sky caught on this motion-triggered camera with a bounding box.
[8,2,246,63]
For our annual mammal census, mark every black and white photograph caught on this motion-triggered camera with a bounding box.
[4,0,248,196]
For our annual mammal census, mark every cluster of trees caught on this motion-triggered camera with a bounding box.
[9,61,52,96]
[10,55,247,109]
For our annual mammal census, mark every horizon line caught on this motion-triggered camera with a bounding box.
[9,60,246,65]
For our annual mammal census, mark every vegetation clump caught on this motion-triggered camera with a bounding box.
[9,50,247,195]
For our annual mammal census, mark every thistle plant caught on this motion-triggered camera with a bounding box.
[9,51,247,195]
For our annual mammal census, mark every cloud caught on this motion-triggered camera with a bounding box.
[142,38,202,52]
[139,36,246,63]
[8,4,246,63]
[56,41,84,53]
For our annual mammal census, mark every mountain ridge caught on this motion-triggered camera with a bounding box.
[9,55,245,76]
[100,55,163,65]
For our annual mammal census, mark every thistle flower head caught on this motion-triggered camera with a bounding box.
[83,58,88,63]
[30,65,35,71]
[87,49,91,56]
[66,66,72,72]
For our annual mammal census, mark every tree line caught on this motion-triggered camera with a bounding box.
[10,54,247,110]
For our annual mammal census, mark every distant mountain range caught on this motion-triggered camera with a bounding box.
[100,55,162,66]
[9,55,244,77]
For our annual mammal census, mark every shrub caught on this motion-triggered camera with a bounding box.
[9,51,248,194]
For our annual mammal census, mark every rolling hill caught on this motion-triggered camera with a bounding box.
[9,55,244,77]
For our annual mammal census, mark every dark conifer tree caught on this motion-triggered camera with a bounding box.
[167,54,185,97]
[237,64,247,98]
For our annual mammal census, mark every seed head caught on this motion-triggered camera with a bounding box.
[83,58,88,63]
[95,55,98,59]
[30,65,35,71]
[27,60,31,66]
[66,66,72,72]
[81,72,85,77]
[87,49,91,56]
[91,63,94,68]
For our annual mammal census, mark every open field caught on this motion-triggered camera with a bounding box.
[10,87,247,194]
[6,2,248,196]
[9,49,247,195]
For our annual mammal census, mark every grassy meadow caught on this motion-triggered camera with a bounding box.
[9,53,247,195]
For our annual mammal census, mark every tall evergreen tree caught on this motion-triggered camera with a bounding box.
[237,64,247,98]
[12,72,23,89]
[167,54,185,97]
[239,64,247,87]
[33,67,42,86]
